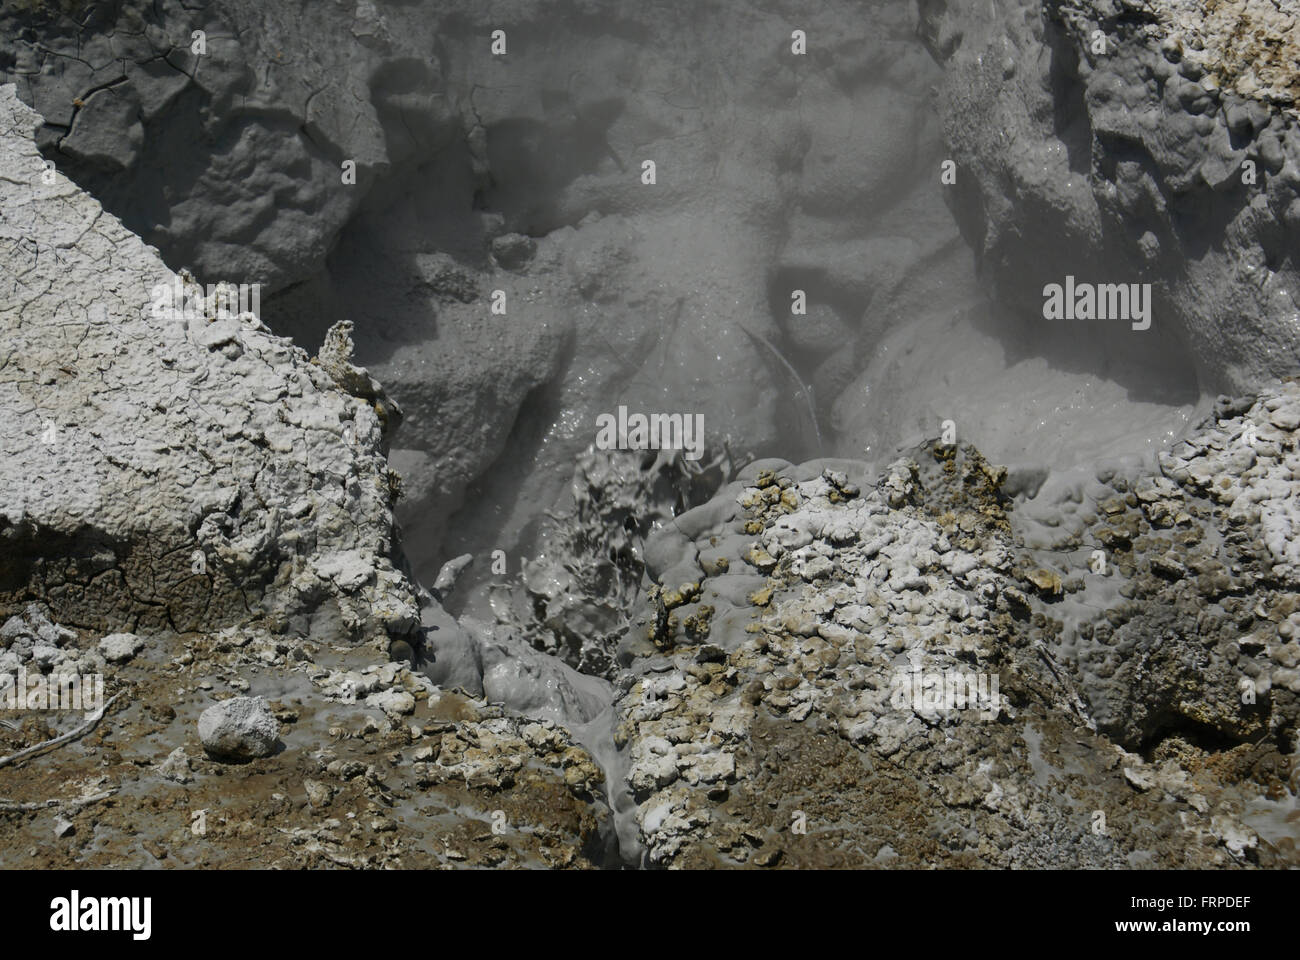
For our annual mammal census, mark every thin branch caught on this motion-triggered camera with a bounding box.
[0,787,118,813]
[1035,643,1094,730]
[738,324,825,456]
[0,691,124,770]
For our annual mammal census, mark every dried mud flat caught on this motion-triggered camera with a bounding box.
[0,624,1292,870]
[0,633,613,870]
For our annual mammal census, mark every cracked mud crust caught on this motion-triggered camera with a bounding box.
[0,85,418,646]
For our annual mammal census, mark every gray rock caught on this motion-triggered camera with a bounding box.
[366,689,416,718]
[303,778,333,808]
[918,0,1300,394]
[98,633,144,664]
[0,84,424,647]
[157,747,194,784]
[30,644,63,669]
[198,696,280,761]
[32,611,77,646]
[432,554,474,597]
[5,604,77,646]
[0,616,30,644]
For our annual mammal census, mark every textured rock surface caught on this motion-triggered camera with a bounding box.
[198,695,280,760]
[918,0,1300,394]
[1010,382,1300,748]
[609,408,1299,866]
[0,84,417,645]
[2,1,1298,873]
[0,0,959,581]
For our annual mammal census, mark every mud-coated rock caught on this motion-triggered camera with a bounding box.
[0,84,422,645]
[917,0,1300,394]
[198,696,280,761]
[98,633,144,664]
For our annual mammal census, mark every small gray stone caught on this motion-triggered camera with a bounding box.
[157,747,194,784]
[35,622,76,647]
[30,644,63,669]
[98,632,144,663]
[24,604,75,645]
[1124,766,1156,791]
[303,778,333,808]
[0,616,29,643]
[198,696,280,761]
[366,688,416,718]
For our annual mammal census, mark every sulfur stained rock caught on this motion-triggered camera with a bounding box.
[611,428,1298,867]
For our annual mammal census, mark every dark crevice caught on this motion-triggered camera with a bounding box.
[1045,18,1092,176]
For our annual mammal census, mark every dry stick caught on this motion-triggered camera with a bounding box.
[0,691,124,770]
[1035,642,1094,730]
[737,325,825,456]
[0,788,118,814]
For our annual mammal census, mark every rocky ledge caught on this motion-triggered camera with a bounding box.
[919,0,1300,394]
[0,84,416,648]
[609,382,1299,866]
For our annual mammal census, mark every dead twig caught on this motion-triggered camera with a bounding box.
[0,691,124,770]
[737,324,825,457]
[1035,642,1095,730]
[0,787,118,813]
